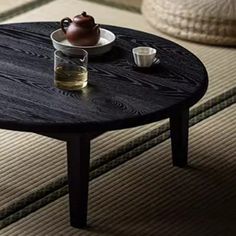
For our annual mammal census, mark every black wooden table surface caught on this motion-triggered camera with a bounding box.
[0,22,208,228]
[0,22,207,133]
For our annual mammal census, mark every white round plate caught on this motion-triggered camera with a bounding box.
[50,28,116,56]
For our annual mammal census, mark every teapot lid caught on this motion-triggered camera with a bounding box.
[73,12,95,28]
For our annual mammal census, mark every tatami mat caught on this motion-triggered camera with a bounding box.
[1,104,235,235]
[0,131,66,211]
[84,0,142,11]
[0,0,33,14]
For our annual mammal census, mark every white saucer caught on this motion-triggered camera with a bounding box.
[50,28,116,56]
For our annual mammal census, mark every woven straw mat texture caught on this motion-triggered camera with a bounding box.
[142,0,236,46]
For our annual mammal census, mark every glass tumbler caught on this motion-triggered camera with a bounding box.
[54,49,88,90]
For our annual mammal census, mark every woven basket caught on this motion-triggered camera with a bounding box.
[141,0,236,46]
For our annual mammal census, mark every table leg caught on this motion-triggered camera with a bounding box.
[170,108,189,167]
[66,134,90,228]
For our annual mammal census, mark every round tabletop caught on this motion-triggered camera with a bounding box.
[0,22,208,133]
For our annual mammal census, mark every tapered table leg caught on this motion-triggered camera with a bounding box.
[170,109,189,167]
[66,134,90,228]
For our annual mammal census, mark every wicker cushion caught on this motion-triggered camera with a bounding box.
[142,0,236,46]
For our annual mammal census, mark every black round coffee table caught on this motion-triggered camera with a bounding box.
[0,22,208,228]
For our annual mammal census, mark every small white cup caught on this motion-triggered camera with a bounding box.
[132,46,157,68]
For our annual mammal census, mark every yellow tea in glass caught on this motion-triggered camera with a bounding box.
[54,50,88,90]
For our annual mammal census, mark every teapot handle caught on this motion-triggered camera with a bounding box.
[60,17,72,34]
[93,24,100,31]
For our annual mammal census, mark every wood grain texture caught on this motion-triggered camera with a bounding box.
[0,22,208,133]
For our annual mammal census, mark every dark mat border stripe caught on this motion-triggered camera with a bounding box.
[0,88,235,229]
[0,0,56,22]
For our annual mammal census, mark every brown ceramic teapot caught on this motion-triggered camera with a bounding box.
[60,12,100,46]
